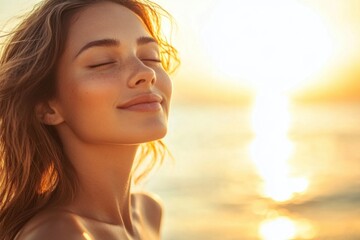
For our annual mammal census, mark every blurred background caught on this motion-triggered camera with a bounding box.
[1,0,360,239]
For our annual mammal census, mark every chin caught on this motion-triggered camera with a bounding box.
[142,127,168,143]
[124,125,168,145]
[143,118,168,140]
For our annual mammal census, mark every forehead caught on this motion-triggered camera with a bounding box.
[65,2,151,50]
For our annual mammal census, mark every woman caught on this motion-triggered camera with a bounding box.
[0,0,179,239]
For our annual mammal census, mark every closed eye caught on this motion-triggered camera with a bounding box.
[88,61,116,68]
[142,59,161,63]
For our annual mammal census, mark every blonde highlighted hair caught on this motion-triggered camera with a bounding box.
[0,0,179,239]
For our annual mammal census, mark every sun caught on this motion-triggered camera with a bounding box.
[201,0,334,92]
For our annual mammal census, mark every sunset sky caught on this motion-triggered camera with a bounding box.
[156,0,360,104]
[1,0,360,104]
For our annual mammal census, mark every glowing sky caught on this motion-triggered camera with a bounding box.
[1,0,360,102]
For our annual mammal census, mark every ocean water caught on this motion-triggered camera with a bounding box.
[145,102,360,240]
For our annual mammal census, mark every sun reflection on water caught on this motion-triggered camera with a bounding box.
[259,216,296,240]
[259,216,317,240]
[250,91,309,202]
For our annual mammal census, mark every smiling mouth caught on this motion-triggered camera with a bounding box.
[117,93,163,112]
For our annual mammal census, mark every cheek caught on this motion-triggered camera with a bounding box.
[53,72,123,142]
[55,71,121,119]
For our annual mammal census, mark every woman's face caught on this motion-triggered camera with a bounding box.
[52,1,172,145]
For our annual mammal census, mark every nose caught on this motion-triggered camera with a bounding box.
[127,59,156,88]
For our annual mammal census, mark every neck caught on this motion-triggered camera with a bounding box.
[58,137,140,234]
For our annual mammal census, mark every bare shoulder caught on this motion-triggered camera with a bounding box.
[15,210,89,240]
[132,191,163,233]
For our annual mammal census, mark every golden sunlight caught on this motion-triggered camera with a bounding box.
[82,232,93,240]
[250,91,309,202]
[259,216,297,240]
[201,0,334,91]
[259,216,317,240]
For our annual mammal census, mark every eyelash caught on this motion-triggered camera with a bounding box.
[88,61,116,68]
[142,59,161,63]
[88,59,161,69]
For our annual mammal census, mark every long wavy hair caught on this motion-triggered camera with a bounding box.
[0,0,179,239]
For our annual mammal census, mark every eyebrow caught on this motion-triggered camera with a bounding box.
[137,36,158,46]
[75,36,158,59]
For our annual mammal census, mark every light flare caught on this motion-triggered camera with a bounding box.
[82,232,93,240]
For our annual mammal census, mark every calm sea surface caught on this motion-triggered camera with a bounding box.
[145,102,360,240]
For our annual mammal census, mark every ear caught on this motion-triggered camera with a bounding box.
[35,100,64,125]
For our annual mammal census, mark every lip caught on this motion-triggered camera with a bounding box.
[117,93,163,112]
